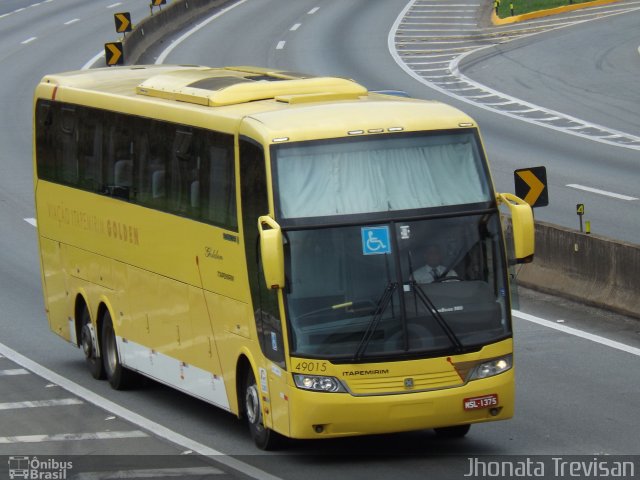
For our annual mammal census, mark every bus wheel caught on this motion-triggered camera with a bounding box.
[101,310,134,390]
[80,308,105,380]
[244,369,282,450]
[434,424,471,438]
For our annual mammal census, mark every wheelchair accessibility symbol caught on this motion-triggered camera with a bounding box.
[362,226,391,255]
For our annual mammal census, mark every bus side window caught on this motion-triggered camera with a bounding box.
[35,101,56,182]
[206,135,236,230]
[104,117,134,200]
[168,129,192,214]
[76,107,104,193]
[137,120,169,210]
[58,106,79,185]
[240,138,285,367]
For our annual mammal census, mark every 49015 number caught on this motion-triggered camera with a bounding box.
[294,361,327,373]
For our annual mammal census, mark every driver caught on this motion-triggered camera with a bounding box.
[412,244,458,283]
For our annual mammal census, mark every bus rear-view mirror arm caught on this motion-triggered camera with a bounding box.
[258,215,285,289]
[497,193,535,264]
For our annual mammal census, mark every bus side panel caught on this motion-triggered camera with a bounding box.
[266,363,290,437]
[204,290,255,415]
[124,265,188,357]
[182,285,223,374]
[39,237,71,341]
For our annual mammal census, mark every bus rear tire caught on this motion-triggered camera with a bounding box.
[244,368,282,450]
[101,310,135,390]
[80,307,105,380]
[434,424,471,438]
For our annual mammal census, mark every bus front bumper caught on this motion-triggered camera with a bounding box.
[286,369,514,439]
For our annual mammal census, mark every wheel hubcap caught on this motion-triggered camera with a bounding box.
[105,329,117,375]
[245,384,261,426]
[81,325,93,359]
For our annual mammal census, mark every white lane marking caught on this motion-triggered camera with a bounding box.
[403,15,475,19]
[155,0,249,64]
[24,218,37,227]
[0,369,29,376]
[75,467,224,479]
[290,23,301,31]
[400,22,475,26]
[308,7,319,14]
[566,184,638,201]
[411,3,478,6]
[513,310,640,357]
[81,50,105,70]
[0,431,148,444]
[391,0,640,151]
[21,37,38,45]
[0,398,83,410]
[106,2,122,8]
[276,41,286,50]
[0,342,284,480]
[64,18,80,25]
[15,8,26,13]
[405,9,476,12]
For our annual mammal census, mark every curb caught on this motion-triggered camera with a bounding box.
[491,0,621,25]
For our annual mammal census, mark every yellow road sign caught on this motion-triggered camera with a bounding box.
[514,166,548,208]
[114,12,132,33]
[104,42,123,66]
[151,0,166,6]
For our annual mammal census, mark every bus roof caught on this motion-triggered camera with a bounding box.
[36,65,476,141]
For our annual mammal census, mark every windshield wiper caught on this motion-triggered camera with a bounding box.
[411,281,464,353]
[353,282,398,361]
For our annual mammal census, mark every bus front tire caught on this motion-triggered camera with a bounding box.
[244,369,282,450]
[80,307,105,380]
[101,310,135,390]
[434,424,471,438]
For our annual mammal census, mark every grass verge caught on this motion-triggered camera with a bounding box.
[495,0,595,17]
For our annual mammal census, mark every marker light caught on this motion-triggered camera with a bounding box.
[293,374,347,393]
[468,355,513,381]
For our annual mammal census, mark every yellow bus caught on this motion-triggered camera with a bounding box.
[33,65,534,449]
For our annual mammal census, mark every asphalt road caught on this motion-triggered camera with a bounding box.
[0,0,639,479]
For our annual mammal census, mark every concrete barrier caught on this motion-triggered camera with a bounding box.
[122,0,236,65]
[517,221,640,319]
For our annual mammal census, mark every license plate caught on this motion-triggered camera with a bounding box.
[463,394,498,411]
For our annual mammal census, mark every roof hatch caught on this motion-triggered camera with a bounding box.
[135,66,368,106]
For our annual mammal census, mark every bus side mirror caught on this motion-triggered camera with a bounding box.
[498,193,535,264]
[257,216,285,289]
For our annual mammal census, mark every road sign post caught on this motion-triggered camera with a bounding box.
[514,166,548,208]
[104,42,124,66]
[114,12,132,35]
[150,0,166,14]
[576,203,585,233]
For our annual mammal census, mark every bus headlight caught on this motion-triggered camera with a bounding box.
[468,355,513,381]
[293,374,347,393]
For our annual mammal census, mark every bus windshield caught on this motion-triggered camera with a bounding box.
[283,214,510,360]
[273,131,491,219]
